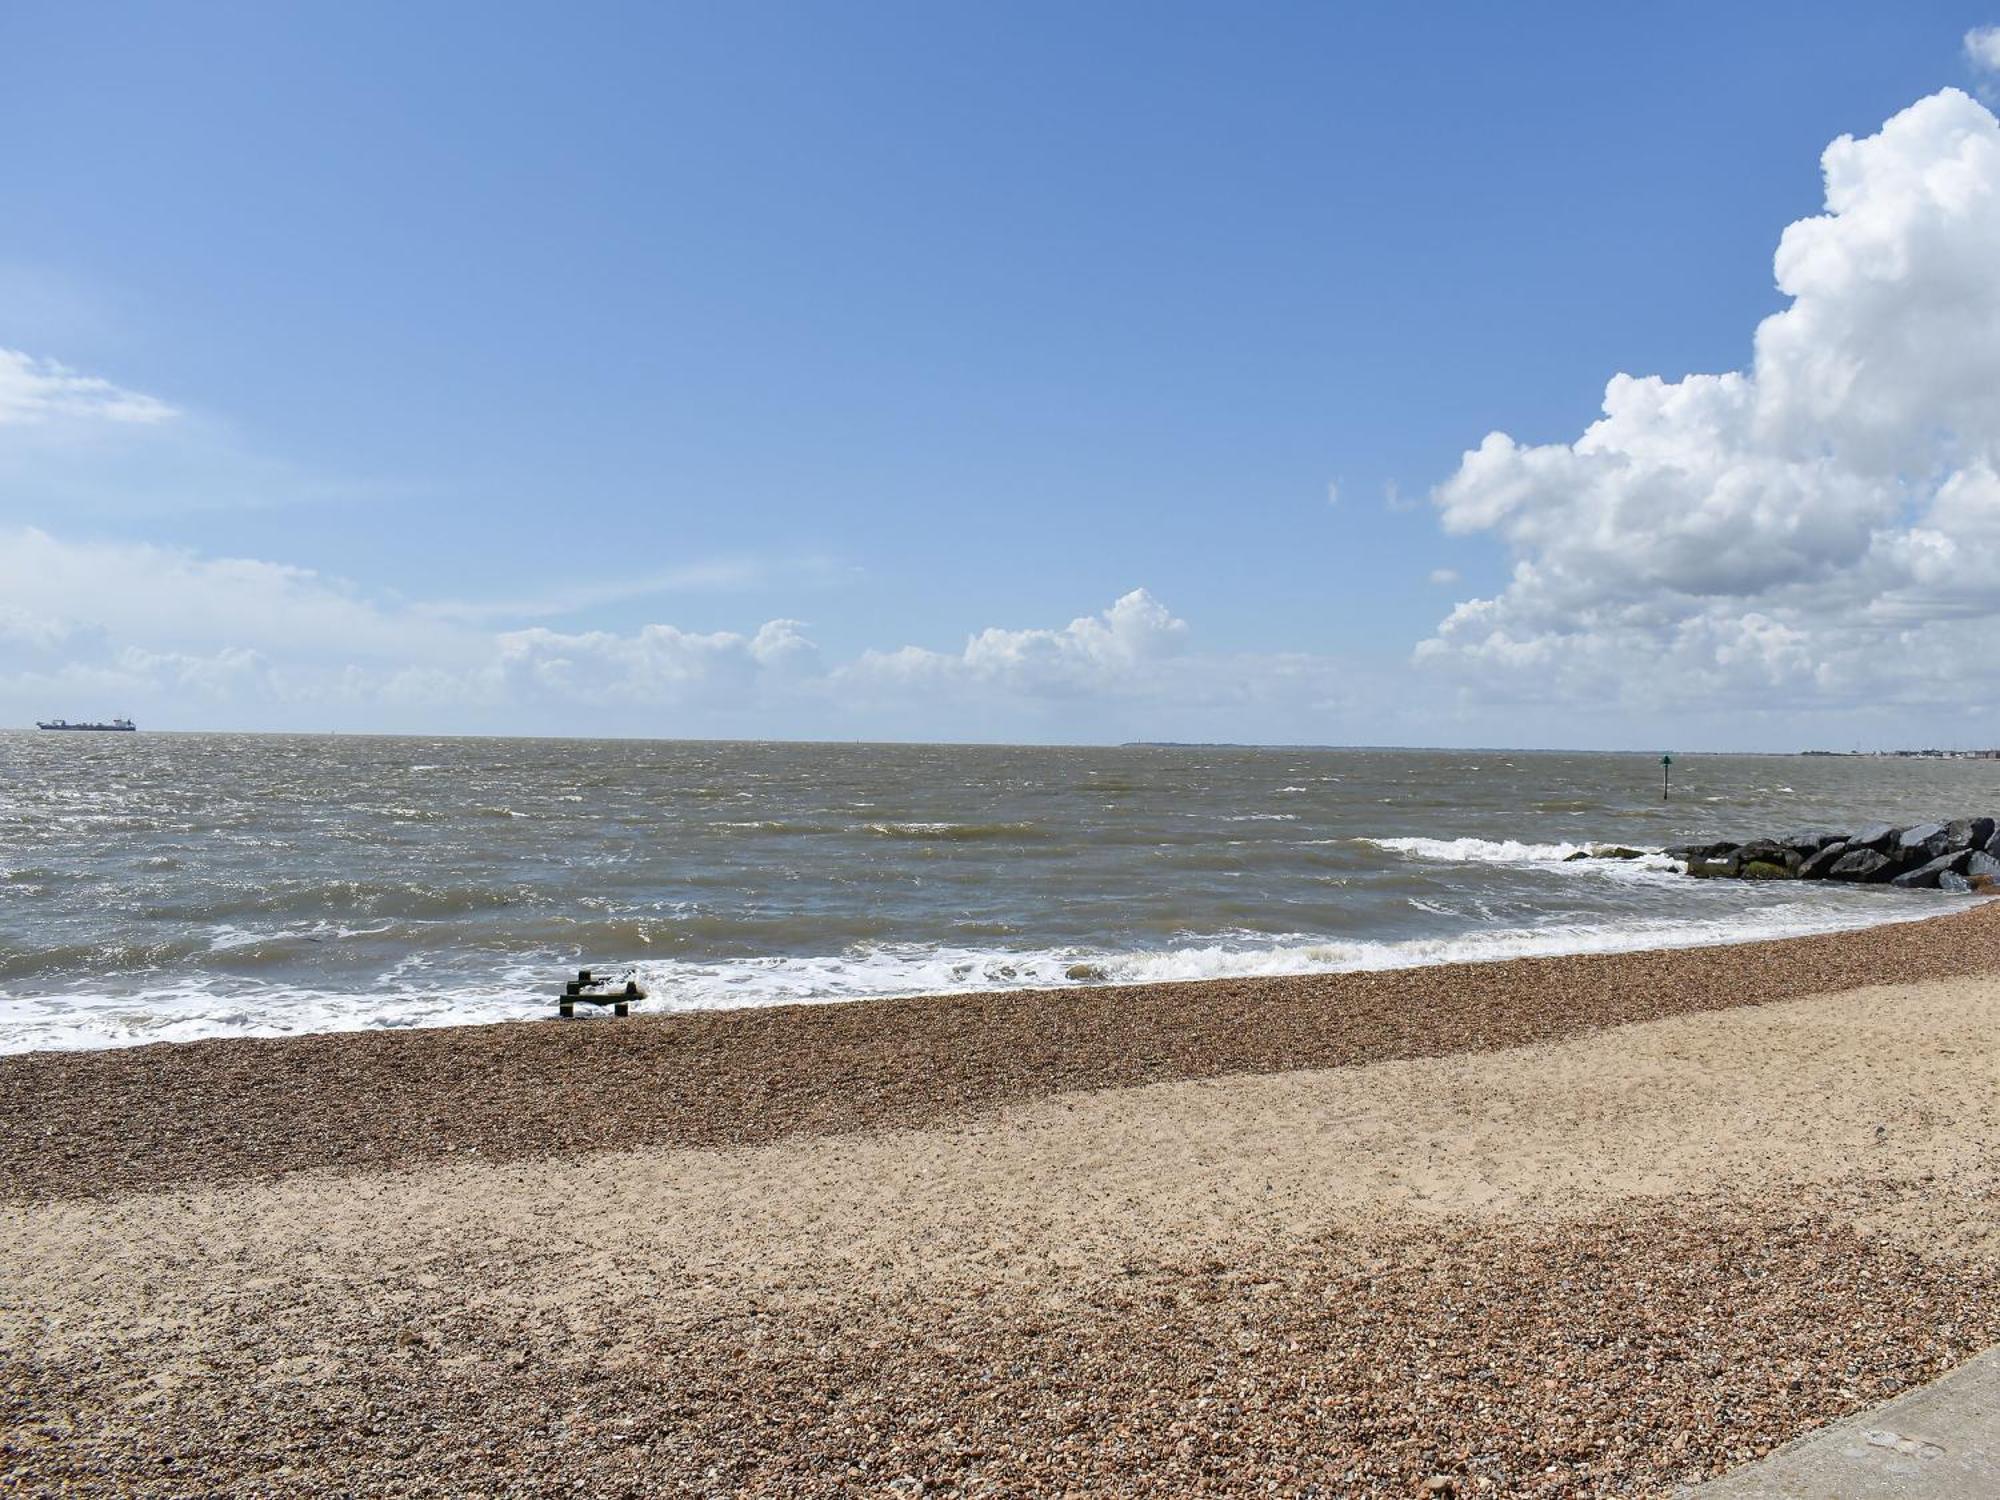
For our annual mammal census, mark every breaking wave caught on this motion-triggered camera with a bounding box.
[1360,835,1678,873]
[0,892,1964,1055]
[863,821,1049,841]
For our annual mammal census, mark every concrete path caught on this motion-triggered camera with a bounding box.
[1690,1348,2000,1498]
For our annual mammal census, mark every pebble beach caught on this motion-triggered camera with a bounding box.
[15,9,2000,1495]
[4,904,1998,1495]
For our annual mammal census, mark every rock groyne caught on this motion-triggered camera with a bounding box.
[1667,817,2000,891]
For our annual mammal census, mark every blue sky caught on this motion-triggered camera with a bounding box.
[5,4,2000,746]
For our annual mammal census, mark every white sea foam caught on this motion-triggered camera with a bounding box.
[1363,835,1589,862]
[206,925,267,953]
[0,966,549,1055]
[1360,835,1679,874]
[0,893,1971,1055]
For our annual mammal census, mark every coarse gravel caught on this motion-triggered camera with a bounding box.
[4,1186,1996,1497]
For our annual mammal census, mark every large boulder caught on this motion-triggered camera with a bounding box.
[1740,859,1795,880]
[1673,815,2000,886]
[1734,840,1804,874]
[1925,819,1982,859]
[1879,829,1939,873]
[1827,848,1895,882]
[1666,841,1738,864]
[1896,823,1944,859]
[1687,852,1743,878]
[1891,850,1974,889]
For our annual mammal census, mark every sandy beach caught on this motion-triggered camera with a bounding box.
[4,906,1998,1495]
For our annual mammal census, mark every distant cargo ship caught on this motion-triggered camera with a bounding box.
[36,718,137,732]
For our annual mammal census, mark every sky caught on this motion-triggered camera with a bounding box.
[4,3,2000,749]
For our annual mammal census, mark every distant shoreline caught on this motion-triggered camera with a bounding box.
[15,723,1977,753]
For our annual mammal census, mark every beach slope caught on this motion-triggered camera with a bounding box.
[4,908,1997,1494]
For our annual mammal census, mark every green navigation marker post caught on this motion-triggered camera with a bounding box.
[1661,753,1673,802]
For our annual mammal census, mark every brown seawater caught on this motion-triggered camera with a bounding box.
[2,731,1993,1052]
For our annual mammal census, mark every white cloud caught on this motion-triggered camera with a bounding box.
[1968,25,2000,77]
[848,589,1189,699]
[0,528,835,723]
[1428,568,1460,586]
[0,341,423,520]
[1325,480,1340,507]
[1420,88,2000,715]
[0,527,466,664]
[0,531,1370,738]
[0,604,75,650]
[491,619,821,706]
[0,348,174,426]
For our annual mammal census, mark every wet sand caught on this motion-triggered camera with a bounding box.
[3,907,1998,1494]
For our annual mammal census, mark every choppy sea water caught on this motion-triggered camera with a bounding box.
[2,732,1993,1053]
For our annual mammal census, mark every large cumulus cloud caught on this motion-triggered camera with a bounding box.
[1421,88,2000,714]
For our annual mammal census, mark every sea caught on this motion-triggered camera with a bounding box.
[2,732,1994,1054]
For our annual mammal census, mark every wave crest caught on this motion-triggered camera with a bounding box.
[1360,836,1673,871]
[864,821,1047,841]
